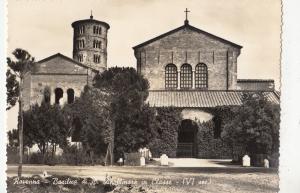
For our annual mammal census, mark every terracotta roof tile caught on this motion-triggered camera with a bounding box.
[147,90,280,108]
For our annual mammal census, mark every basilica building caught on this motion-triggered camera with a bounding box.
[23,13,279,158]
[133,14,279,157]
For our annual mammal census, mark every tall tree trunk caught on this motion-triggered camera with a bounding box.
[110,120,115,166]
[17,78,23,177]
[52,143,55,158]
[105,143,110,166]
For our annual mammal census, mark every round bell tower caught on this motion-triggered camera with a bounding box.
[72,13,110,71]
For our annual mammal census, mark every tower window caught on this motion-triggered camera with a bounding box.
[77,40,85,49]
[78,54,83,62]
[93,26,102,34]
[195,63,208,89]
[165,64,178,89]
[93,54,101,63]
[79,25,85,34]
[93,40,102,49]
[180,63,192,89]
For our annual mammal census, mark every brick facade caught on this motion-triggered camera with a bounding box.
[72,16,109,71]
[133,23,241,90]
[237,79,275,91]
[23,53,97,110]
[23,16,109,110]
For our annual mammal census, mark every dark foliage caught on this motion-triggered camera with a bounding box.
[196,120,232,159]
[93,67,152,158]
[149,107,182,158]
[6,48,35,110]
[63,86,112,157]
[221,92,280,165]
[6,70,19,110]
[23,102,69,162]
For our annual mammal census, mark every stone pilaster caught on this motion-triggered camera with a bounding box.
[177,71,181,89]
[62,88,68,105]
[192,70,195,89]
[50,88,55,105]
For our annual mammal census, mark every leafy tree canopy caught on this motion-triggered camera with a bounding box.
[93,67,152,157]
[221,92,280,157]
[63,86,112,156]
[6,48,35,110]
[23,102,68,155]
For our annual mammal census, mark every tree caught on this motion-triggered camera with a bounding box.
[7,129,34,149]
[221,92,280,164]
[63,86,112,165]
[23,102,69,163]
[6,70,19,110]
[7,48,35,176]
[94,67,151,160]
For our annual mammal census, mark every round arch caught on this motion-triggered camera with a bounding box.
[180,63,192,89]
[195,63,208,89]
[67,88,75,104]
[165,63,178,89]
[54,88,63,105]
[177,119,199,158]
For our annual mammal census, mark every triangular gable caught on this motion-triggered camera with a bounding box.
[133,23,242,50]
[34,53,98,74]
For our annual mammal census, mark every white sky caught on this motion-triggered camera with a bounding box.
[7,0,281,130]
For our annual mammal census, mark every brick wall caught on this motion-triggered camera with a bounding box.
[134,26,240,90]
[72,19,109,71]
[23,54,95,110]
[28,74,87,108]
[237,79,275,91]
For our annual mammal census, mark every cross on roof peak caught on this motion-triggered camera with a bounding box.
[184,8,190,25]
[90,10,93,19]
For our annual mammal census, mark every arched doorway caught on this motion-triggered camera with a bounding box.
[67,88,75,104]
[54,88,63,104]
[177,119,198,157]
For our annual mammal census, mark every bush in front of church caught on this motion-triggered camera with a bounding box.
[149,107,182,158]
[196,120,232,159]
[221,92,280,167]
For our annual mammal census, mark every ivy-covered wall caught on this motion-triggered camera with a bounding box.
[196,120,232,159]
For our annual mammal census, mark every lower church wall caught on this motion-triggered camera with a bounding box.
[195,118,232,159]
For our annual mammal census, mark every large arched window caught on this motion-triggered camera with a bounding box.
[54,88,63,105]
[43,86,51,104]
[67,89,75,104]
[165,64,178,89]
[195,63,208,89]
[180,63,192,89]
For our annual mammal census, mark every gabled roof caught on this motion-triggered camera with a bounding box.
[133,23,243,50]
[147,90,279,108]
[36,53,98,72]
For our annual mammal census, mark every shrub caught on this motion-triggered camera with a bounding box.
[28,152,44,164]
[61,145,88,165]
[124,152,142,166]
[196,120,232,159]
[149,107,182,158]
[7,146,19,164]
[221,93,280,165]
[60,145,105,165]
